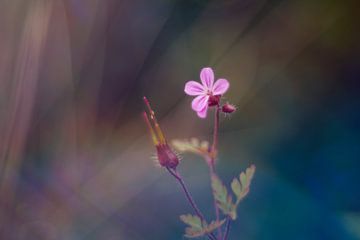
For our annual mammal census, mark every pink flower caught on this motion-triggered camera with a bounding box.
[184,67,229,118]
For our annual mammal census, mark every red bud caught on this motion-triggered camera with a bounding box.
[222,103,236,113]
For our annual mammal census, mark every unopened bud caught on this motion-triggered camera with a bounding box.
[222,103,236,113]
[156,144,179,168]
[143,96,180,169]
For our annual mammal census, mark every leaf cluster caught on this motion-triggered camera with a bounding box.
[211,165,256,220]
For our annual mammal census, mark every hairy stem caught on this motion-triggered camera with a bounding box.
[166,167,217,240]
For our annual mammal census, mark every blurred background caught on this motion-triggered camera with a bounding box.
[0,0,359,239]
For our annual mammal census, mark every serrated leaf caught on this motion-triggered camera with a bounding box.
[184,227,206,238]
[232,165,256,205]
[240,172,247,188]
[245,165,256,185]
[204,219,226,233]
[180,214,204,238]
[180,214,225,238]
[211,175,228,205]
[211,165,255,220]
[211,175,236,218]
[231,178,241,197]
[180,214,202,230]
[171,138,210,157]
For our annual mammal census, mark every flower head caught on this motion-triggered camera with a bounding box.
[184,67,229,118]
[222,103,236,114]
[143,97,179,169]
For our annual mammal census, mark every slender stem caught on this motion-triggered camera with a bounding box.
[212,105,220,155]
[166,167,217,240]
[208,159,221,239]
[166,167,205,219]
[210,105,222,239]
[223,217,231,240]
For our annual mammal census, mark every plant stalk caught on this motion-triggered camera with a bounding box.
[210,105,222,239]
[166,167,217,240]
[212,105,220,155]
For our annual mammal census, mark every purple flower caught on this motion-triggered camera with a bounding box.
[184,67,229,118]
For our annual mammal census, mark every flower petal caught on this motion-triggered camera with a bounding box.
[191,95,209,111]
[212,78,229,95]
[197,105,208,119]
[200,67,214,89]
[184,81,205,96]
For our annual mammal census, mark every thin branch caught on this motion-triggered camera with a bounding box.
[208,158,221,239]
[211,105,220,155]
[210,105,222,239]
[166,167,217,240]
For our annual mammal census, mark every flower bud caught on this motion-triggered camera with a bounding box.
[143,96,180,169]
[222,103,236,113]
[156,144,179,168]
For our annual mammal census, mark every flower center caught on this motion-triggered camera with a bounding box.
[208,95,220,106]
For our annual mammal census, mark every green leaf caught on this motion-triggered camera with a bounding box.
[171,138,209,157]
[232,164,256,205]
[211,175,228,204]
[180,214,205,238]
[180,214,202,230]
[231,178,241,197]
[184,227,205,238]
[211,165,255,220]
[240,172,247,188]
[204,219,226,233]
[211,175,236,219]
[246,164,256,184]
[211,175,228,206]
[180,214,225,238]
